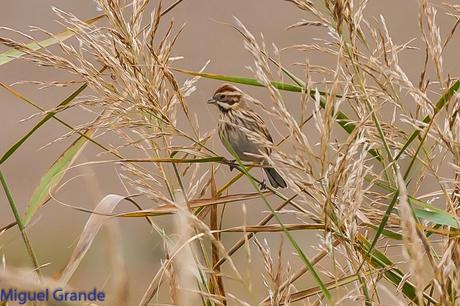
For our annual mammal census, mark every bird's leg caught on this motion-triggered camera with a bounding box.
[259,179,268,190]
[227,159,237,171]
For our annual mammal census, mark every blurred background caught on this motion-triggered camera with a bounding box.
[1,0,459,304]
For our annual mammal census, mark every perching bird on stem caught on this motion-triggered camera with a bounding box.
[207,84,287,189]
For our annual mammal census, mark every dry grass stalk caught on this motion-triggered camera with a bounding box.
[396,170,426,304]
[169,189,201,306]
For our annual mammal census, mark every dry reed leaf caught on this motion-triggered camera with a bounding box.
[59,194,128,285]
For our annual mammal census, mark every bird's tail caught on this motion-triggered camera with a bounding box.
[264,167,287,188]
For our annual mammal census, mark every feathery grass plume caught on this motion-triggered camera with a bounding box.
[254,238,292,305]
[0,0,210,204]
[396,170,426,304]
[419,0,445,88]
[3,0,460,304]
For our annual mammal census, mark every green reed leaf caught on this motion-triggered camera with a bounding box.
[23,128,96,225]
[0,15,104,66]
[0,171,41,276]
[374,180,459,228]
[0,83,88,164]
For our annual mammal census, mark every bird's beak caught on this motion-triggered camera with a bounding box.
[207,97,216,104]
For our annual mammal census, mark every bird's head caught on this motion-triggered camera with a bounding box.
[207,84,244,111]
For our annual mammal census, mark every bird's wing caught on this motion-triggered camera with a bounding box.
[249,111,274,143]
[237,108,274,159]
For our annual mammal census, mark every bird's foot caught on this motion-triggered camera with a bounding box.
[228,159,237,171]
[259,179,268,190]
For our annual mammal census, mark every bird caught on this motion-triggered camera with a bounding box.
[207,84,287,189]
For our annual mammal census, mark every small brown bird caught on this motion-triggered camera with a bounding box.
[207,84,287,188]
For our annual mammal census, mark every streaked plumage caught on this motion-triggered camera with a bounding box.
[207,84,287,188]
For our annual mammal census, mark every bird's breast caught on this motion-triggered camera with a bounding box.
[218,114,265,162]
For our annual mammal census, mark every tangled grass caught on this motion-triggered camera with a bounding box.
[1,0,460,305]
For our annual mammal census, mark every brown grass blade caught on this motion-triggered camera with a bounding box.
[59,194,128,285]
